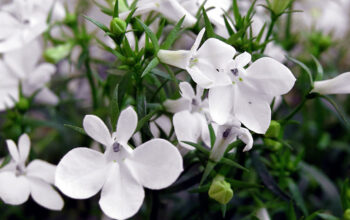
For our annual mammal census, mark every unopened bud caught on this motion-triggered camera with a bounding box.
[16,97,29,112]
[263,138,283,151]
[208,175,233,205]
[269,0,292,16]
[344,209,350,220]
[44,42,73,64]
[110,17,126,36]
[265,120,281,138]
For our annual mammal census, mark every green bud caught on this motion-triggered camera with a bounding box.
[64,13,77,26]
[208,175,234,205]
[346,188,350,200]
[110,17,126,36]
[16,97,29,112]
[269,0,292,16]
[265,120,281,138]
[44,42,73,64]
[344,209,350,220]
[263,138,283,151]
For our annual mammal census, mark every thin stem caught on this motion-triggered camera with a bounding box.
[281,98,307,123]
[260,16,276,53]
[84,55,98,110]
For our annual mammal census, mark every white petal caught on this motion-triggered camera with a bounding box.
[55,148,108,199]
[157,50,191,69]
[126,138,183,189]
[191,28,206,52]
[237,128,254,152]
[27,159,56,184]
[28,177,64,211]
[18,134,30,164]
[179,82,195,100]
[256,208,271,220]
[0,172,30,205]
[34,87,59,105]
[115,106,138,144]
[6,139,19,163]
[164,98,191,113]
[99,163,144,220]
[0,61,18,111]
[197,38,236,68]
[0,12,20,39]
[186,64,216,88]
[83,115,112,147]
[158,0,197,27]
[245,57,296,99]
[234,87,271,134]
[209,85,234,125]
[235,52,251,67]
[173,111,201,149]
[193,113,210,147]
[311,72,350,95]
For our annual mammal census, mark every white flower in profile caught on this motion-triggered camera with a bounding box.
[0,134,64,210]
[311,72,350,95]
[55,107,183,220]
[165,82,210,149]
[256,207,271,220]
[0,0,65,52]
[209,52,296,134]
[158,29,236,88]
[209,116,253,162]
[0,40,58,111]
[120,0,196,28]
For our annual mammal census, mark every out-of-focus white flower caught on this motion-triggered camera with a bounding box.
[0,134,64,210]
[55,107,183,220]
[311,72,350,95]
[0,0,65,52]
[158,29,236,88]
[208,52,296,134]
[294,0,350,38]
[0,40,58,110]
[256,208,271,220]
[120,0,196,27]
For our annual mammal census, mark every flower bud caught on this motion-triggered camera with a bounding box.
[263,138,283,151]
[208,175,233,205]
[64,13,77,27]
[265,120,281,138]
[110,17,126,37]
[269,0,292,16]
[16,97,29,112]
[344,209,350,220]
[44,42,73,64]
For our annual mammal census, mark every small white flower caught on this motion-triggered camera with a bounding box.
[0,134,64,210]
[208,52,296,134]
[0,40,58,110]
[158,29,236,88]
[311,72,350,95]
[120,0,196,28]
[0,0,65,52]
[55,107,183,220]
[165,82,210,149]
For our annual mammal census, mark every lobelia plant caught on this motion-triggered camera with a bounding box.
[1,0,350,219]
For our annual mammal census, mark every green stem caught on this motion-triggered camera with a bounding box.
[84,55,98,110]
[260,16,276,53]
[281,98,307,123]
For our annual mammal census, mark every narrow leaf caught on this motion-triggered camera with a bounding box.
[142,57,159,77]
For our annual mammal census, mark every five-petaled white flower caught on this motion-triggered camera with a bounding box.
[165,82,210,150]
[158,29,236,89]
[311,72,350,95]
[55,106,183,220]
[0,134,64,210]
[208,52,296,134]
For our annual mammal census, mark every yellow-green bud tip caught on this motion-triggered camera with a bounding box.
[208,175,233,205]
[265,120,281,138]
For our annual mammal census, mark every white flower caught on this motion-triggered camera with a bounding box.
[0,0,65,52]
[0,134,64,210]
[158,29,236,88]
[120,0,196,28]
[55,107,183,220]
[165,82,210,149]
[208,52,296,134]
[311,72,350,95]
[209,117,253,162]
[256,208,271,220]
[0,40,58,110]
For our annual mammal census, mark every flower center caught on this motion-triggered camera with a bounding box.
[15,165,25,176]
[113,142,121,152]
[223,128,232,139]
[189,57,198,68]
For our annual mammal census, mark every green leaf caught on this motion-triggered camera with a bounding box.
[252,152,291,201]
[311,55,324,81]
[135,109,160,132]
[161,16,185,49]
[64,124,86,135]
[202,8,215,38]
[113,0,119,18]
[225,178,262,189]
[219,157,249,172]
[341,179,350,210]
[208,124,216,148]
[319,94,350,129]
[287,178,309,215]
[182,141,210,155]
[83,15,109,33]
[286,56,314,87]
[136,18,159,52]
[201,160,217,185]
[142,57,159,77]
[287,202,297,220]
[110,84,120,131]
